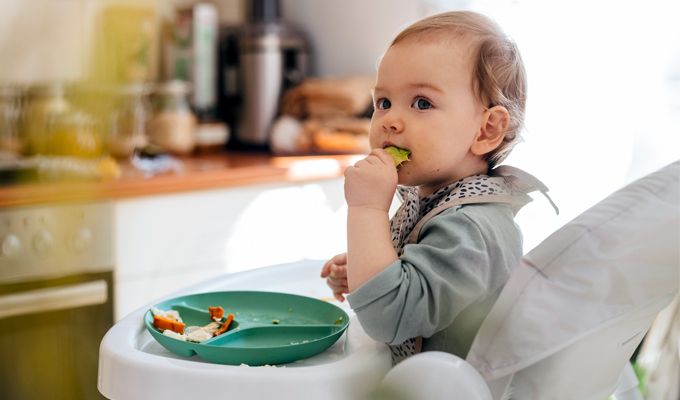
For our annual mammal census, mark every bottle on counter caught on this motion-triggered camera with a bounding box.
[164,2,218,118]
[46,110,103,158]
[89,1,158,85]
[70,82,116,144]
[148,80,196,154]
[109,83,151,157]
[22,83,71,155]
[0,85,23,156]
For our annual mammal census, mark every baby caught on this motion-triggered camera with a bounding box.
[320,11,556,364]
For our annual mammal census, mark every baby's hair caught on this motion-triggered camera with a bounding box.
[392,11,526,168]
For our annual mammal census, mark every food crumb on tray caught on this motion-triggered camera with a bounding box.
[151,306,234,342]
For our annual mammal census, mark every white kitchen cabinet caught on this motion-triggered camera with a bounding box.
[113,177,347,320]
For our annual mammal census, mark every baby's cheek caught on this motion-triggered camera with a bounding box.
[368,123,382,147]
[367,135,380,149]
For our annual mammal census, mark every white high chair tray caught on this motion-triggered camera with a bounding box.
[98,260,391,400]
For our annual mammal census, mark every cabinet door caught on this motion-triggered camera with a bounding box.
[0,272,113,400]
[114,178,347,320]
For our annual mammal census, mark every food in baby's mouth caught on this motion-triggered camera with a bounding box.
[384,146,411,167]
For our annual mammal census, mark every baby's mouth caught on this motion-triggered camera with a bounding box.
[383,145,411,167]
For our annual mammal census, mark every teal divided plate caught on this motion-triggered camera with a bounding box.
[144,291,349,365]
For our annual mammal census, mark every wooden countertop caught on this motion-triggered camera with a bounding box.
[0,152,363,207]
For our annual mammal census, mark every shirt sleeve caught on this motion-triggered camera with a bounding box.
[346,207,496,345]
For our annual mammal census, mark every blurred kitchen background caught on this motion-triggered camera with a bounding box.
[0,0,678,399]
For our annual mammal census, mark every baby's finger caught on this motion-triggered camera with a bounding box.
[333,283,349,302]
[327,277,348,291]
[363,154,381,165]
[320,259,333,277]
[352,158,370,169]
[327,277,348,288]
[371,148,394,166]
[331,252,347,266]
[329,264,347,279]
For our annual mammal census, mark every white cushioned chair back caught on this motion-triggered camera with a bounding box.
[466,161,680,400]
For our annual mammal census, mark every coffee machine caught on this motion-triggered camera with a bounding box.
[218,0,310,149]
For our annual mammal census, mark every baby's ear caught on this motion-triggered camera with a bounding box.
[471,106,510,156]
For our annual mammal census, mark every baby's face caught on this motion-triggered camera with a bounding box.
[370,36,487,194]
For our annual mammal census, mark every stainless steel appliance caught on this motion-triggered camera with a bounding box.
[0,202,113,400]
[232,0,310,147]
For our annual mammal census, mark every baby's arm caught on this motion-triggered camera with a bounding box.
[348,206,512,345]
[344,149,399,291]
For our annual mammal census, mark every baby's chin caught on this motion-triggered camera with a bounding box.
[396,169,419,186]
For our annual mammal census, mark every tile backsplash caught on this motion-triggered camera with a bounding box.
[281,0,423,77]
[0,0,422,84]
[0,0,220,85]
[0,0,85,84]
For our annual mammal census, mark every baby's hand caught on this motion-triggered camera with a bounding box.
[320,253,349,302]
[344,149,397,211]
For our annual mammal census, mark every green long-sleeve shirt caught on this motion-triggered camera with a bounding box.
[347,202,523,358]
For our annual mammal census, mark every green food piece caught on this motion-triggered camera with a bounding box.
[384,146,411,167]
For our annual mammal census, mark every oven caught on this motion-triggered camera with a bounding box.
[0,202,114,400]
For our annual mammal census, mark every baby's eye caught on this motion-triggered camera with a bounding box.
[376,98,391,110]
[412,98,433,110]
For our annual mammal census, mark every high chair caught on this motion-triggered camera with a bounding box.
[379,161,679,400]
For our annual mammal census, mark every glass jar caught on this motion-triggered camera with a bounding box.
[46,111,103,158]
[0,86,23,156]
[148,80,196,154]
[109,83,151,157]
[22,83,71,155]
[71,83,116,135]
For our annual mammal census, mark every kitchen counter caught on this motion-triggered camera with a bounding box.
[0,152,362,207]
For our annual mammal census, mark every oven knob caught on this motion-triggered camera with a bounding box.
[70,227,92,253]
[33,230,54,255]
[1,234,22,257]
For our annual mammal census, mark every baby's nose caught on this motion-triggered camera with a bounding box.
[382,115,404,133]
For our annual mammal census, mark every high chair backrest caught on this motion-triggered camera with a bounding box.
[466,161,680,400]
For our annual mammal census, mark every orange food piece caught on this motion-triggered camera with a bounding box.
[214,313,234,337]
[208,306,224,321]
[153,315,185,334]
